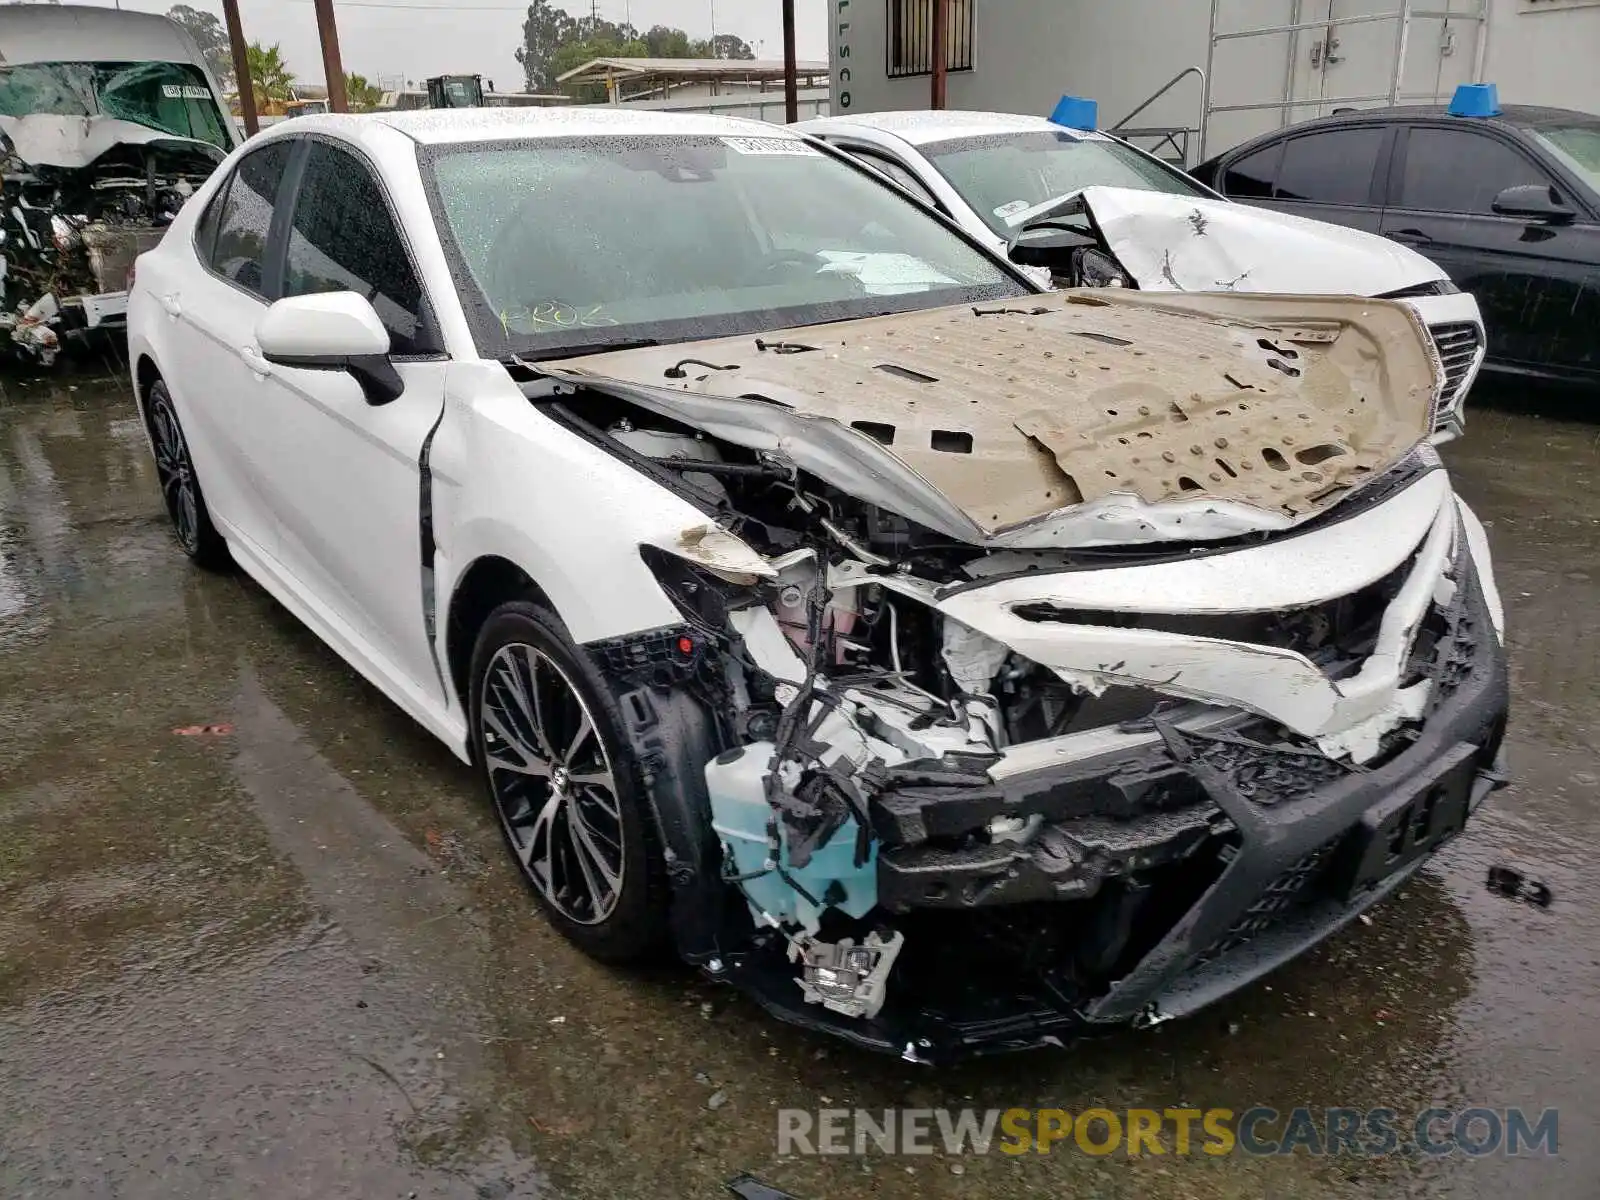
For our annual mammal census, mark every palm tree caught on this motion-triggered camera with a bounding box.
[344,72,386,112]
[245,42,295,108]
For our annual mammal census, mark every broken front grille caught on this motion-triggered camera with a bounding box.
[1428,322,1484,429]
[1194,835,1343,967]
[1181,729,1356,806]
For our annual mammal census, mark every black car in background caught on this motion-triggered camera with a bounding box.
[1193,105,1600,389]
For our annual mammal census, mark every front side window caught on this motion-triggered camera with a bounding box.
[1398,127,1551,214]
[423,135,1025,361]
[209,140,292,296]
[285,142,430,353]
[1530,122,1600,196]
[1273,128,1385,206]
[0,61,231,150]
[1223,143,1283,198]
[920,131,1208,237]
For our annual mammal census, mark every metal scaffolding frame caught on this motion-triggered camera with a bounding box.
[1197,0,1491,159]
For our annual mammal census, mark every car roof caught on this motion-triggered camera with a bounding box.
[798,110,1075,146]
[355,106,798,144]
[1226,102,1597,145]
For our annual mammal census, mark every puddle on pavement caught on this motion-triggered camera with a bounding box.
[2,374,1596,1199]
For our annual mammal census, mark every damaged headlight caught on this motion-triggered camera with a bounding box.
[638,539,772,628]
[1072,247,1132,289]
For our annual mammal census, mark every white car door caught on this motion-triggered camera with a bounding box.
[241,138,451,709]
[158,138,296,555]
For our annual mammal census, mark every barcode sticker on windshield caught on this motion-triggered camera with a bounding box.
[161,84,213,99]
[720,136,820,156]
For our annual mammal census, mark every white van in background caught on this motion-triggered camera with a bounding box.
[0,3,238,364]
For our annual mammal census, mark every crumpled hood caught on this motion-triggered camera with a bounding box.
[544,289,1443,549]
[0,113,225,169]
[1008,185,1447,296]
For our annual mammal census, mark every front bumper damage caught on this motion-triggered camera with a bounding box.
[543,292,1506,1061]
[606,476,1507,1063]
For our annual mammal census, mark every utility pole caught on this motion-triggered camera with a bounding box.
[312,0,350,113]
[930,0,949,109]
[222,0,257,136]
[782,0,798,123]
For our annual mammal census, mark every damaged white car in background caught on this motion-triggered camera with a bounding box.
[0,4,236,363]
[796,110,1488,443]
[128,110,1509,1062]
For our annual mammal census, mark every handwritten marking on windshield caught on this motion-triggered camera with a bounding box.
[500,301,619,336]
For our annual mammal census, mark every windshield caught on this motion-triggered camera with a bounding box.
[922,130,1207,237]
[0,60,231,150]
[422,135,1027,360]
[1530,123,1600,197]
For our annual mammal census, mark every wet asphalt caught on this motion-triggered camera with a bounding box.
[0,369,1596,1200]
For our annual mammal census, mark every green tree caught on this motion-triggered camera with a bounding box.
[548,29,651,102]
[518,2,755,96]
[707,33,756,60]
[344,72,385,112]
[167,4,233,85]
[641,24,692,58]
[245,42,295,108]
[516,0,578,93]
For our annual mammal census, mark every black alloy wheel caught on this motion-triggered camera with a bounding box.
[469,600,670,961]
[147,379,228,569]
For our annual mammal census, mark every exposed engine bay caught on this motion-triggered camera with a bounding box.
[0,117,222,364]
[516,292,1509,1060]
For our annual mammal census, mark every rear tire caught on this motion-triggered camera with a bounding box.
[146,379,229,570]
[468,599,671,963]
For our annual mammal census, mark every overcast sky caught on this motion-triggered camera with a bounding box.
[62,0,829,92]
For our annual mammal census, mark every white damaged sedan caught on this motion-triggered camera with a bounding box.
[129,109,1508,1061]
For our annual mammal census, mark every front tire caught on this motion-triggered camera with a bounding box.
[146,379,229,570]
[468,600,671,963]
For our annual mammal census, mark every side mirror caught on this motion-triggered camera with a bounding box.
[1007,223,1099,270]
[256,291,404,406]
[1491,183,1575,224]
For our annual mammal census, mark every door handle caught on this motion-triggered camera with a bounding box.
[1388,228,1434,245]
[239,345,273,377]
[160,293,182,318]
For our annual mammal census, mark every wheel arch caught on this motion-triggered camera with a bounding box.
[439,511,688,719]
[443,553,556,718]
[133,353,162,440]
[443,549,727,961]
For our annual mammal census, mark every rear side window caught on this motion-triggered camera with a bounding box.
[194,176,231,263]
[284,142,431,354]
[1397,127,1550,215]
[209,140,292,296]
[1223,143,1282,198]
[845,148,940,208]
[1274,128,1385,205]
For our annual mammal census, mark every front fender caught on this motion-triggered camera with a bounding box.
[439,515,683,646]
[432,361,725,646]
